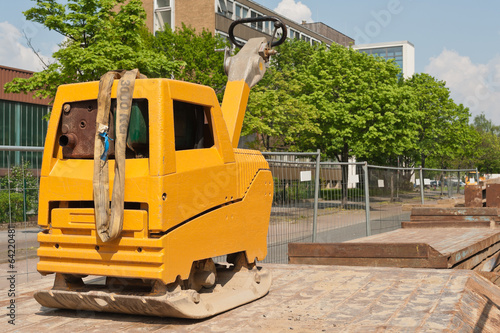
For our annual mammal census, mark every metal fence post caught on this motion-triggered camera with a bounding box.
[363,162,371,236]
[419,166,424,204]
[7,153,12,227]
[448,171,452,198]
[312,149,321,243]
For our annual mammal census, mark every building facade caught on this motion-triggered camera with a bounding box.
[353,41,415,79]
[0,65,50,173]
[141,0,354,47]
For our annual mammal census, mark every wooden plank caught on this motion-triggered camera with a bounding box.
[465,185,484,207]
[288,243,449,268]
[288,242,433,258]
[344,228,500,255]
[445,233,500,266]
[402,221,492,228]
[289,229,500,272]
[410,215,498,222]
[288,256,448,268]
[477,271,500,286]
[486,184,500,207]
[454,243,500,270]
[476,250,500,271]
[411,207,498,216]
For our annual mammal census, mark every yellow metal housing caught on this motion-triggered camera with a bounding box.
[37,78,273,285]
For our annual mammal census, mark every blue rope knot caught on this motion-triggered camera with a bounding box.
[99,132,113,161]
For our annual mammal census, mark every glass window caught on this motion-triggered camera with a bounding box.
[157,0,170,7]
[154,0,173,32]
[155,9,172,31]
[235,4,241,19]
[263,21,269,34]
[173,101,214,151]
[217,0,233,18]
[250,11,257,29]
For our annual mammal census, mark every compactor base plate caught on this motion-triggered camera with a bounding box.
[34,265,271,319]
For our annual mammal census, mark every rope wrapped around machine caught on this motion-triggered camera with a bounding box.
[93,69,145,242]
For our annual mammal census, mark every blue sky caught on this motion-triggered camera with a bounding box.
[260,0,500,73]
[1,0,500,123]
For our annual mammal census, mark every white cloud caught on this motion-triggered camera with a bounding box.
[425,49,500,125]
[274,0,313,24]
[0,21,51,72]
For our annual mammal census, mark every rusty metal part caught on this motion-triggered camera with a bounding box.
[402,221,496,228]
[411,207,498,216]
[405,207,500,227]
[60,100,115,159]
[289,242,448,268]
[465,185,485,207]
[187,258,217,291]
[487,184,500,207]
[34,263,271,319]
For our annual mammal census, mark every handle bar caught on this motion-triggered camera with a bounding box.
[228,16,288,48]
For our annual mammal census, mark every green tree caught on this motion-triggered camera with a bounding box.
[4,0,183,101]
[308,45,418,204]
[243,41,321,151]
[473,112,500,136]
[469,114,500,173]
[293,43,419,163]
[245,41,418,204]
[403,74,475,169]
[150,24,229,100]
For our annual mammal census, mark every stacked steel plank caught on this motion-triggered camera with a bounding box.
[289,190,500,286]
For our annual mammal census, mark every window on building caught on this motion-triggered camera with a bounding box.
[154,0,173,32]
[228,1,234,17]
[217,0,234,18]
[249,11,263,30]
[235,4,248,20]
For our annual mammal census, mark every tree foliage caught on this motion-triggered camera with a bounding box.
[402,74,476,169]
[243,41,320,151]
[245,41,418,163]
[469,113,500,173]
[474,113,500,136]
[306,44,418,164]
[4,0,183,100]
[150,23,229,100]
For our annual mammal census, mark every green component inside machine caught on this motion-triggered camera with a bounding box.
[127,103,148,146]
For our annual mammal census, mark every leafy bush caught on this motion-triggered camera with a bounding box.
[0,162,39,223]
[320,188,364,201]
[0,192,24,223]
[273,178,315,203]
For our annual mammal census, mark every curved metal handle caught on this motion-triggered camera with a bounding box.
[228,16,288,48]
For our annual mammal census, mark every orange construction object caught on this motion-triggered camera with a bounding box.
[34,17,288,318]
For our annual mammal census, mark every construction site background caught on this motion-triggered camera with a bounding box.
[0,147,479,286]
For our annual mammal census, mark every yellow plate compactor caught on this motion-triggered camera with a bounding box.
[34,17,287,319]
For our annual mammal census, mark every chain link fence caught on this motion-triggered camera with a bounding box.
[0,146,43,288]
[264,152,476,263]
[0,147,476,278]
